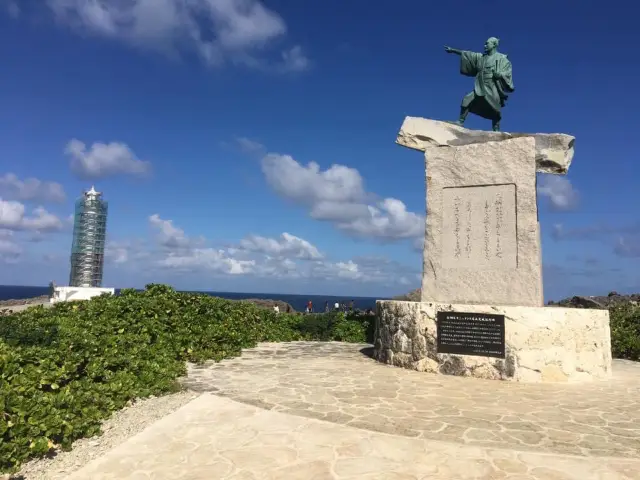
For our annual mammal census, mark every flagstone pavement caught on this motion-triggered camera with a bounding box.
[69,342,640,479]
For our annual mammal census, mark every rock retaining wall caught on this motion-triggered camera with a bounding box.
[374,300,612,383]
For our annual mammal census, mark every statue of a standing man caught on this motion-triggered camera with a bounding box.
[444,37,515,131]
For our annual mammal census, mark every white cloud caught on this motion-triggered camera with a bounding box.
[148,214,250,273]
[537,175,579,211]
[0,199,64,232]
[325,260,362,280]
[333,198,423,239]
[262,153,365,204]
[0,173,66,203]
[315,255,419,285]
[112,213,418,286]
[412,236,424,253]
[261,152,423,240]
[279,45,310,72]
[149,214,204,249]
[158,248,255,274]
[235,137,266,155]
[303,257,419,286]
[0,239,21,263]
[252,256,300,278]
[45,0,309,72]
[239,232,323,259]
[614,236,640,258]
[146,214,261,274]
[105,243,129,264]
[0,229,21,263]
[3,0,19,18]
[105,238,151,265]
[65,139,151,179]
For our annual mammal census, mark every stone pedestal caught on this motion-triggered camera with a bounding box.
[397,117,575,307]
[423,137,542,306]
[374,117,612,383]
[375,300,612,383]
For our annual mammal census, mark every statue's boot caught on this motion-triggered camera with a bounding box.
[492,120,501,132]
[454,107,469,127]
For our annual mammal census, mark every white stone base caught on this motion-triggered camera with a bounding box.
[374,300,612,383]
[51,286,115,304]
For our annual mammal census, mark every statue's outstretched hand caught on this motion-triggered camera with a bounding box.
[444,45,453,53]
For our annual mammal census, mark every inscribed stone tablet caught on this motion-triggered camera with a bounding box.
[436,311,506,359]
[442,184,517,269]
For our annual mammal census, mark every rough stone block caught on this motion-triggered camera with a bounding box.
[423,137,542,307]
[396,116,575,175]
[374,300,612,383]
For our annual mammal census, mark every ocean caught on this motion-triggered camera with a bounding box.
[0,285,384,312]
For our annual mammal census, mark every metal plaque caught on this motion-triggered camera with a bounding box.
[436,311,505,358]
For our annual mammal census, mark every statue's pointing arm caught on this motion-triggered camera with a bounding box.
[444,45,462,55]
[458,49,481,77]
[445,45,481,76]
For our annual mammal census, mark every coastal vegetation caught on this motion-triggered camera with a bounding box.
[0,284,373,473]
[609,302,640,362]
[2,284,638,473]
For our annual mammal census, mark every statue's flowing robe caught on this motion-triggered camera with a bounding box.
[459,51,515,120]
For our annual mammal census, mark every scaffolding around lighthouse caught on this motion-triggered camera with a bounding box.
[69,186,109,288]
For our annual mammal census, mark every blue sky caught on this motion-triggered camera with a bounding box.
[0,0,638,299]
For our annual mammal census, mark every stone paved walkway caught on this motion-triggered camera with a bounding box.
[70,342,640,479]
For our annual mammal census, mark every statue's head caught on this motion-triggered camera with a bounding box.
[484,37,499,53]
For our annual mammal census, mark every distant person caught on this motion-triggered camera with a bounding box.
[334,302,339,311]
[307,300,313,313]
[324,301,329,313]
[273,305,280,315]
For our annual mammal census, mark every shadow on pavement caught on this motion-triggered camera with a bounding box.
[359,346,375,359]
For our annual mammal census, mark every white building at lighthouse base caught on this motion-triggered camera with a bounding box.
[51,286,115,304]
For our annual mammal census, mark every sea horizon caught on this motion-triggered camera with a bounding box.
[0,285,387,312]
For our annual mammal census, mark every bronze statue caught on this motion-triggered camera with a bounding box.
[444,37,514,131]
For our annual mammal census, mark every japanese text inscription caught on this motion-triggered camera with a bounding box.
[442,184,517,269]
[436,311,506,358]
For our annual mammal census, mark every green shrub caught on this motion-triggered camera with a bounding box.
[296,312,341,340]
[610,303,640,361]
[287,311,374,343]
[332,316,367,343]
[0,286,372,473]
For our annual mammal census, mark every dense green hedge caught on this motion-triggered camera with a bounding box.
[0,285,373,473]
[610,303,640,361]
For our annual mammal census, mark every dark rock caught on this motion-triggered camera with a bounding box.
[236,298,296,313]
[553,294,639,310]
[0,295,49,307]
[393,288,421,302]
[396,288,640,311]
[568,296,605,309]
[439,356,467,376]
